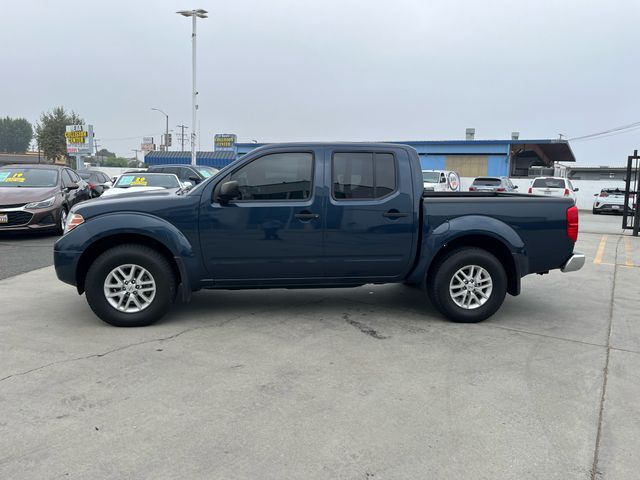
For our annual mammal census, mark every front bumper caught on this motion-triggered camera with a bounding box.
[561,252,585,273]
[0,205,60,231]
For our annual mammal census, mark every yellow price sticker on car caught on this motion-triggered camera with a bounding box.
[5,172,25,183]
[131,177,148,186]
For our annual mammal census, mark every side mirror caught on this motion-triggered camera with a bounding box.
[574,187,579,192]
[66,183,79,191]
[513,185,518,189]
[217,180,240,204]
[594,193,599,197]
[182,181,193,190]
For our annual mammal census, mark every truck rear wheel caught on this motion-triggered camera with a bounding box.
[85,244,176,327]
[427,247,507,323]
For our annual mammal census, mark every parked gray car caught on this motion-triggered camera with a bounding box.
[469,176,518,192]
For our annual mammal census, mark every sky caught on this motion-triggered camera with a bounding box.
[1,0,639,164]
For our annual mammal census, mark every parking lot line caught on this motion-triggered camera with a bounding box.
[594,234,608,264]
[623,236,634,267]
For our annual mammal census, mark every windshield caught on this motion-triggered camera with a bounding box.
[473,177,502,186]
[114,174,180,189]
[422,171,440,183]
[532,178,565,188]
[0,168,58,187]
[196,166,218,178]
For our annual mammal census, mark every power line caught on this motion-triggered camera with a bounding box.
[568,121,640,142]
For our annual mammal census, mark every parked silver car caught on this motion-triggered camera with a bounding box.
[469,176,518,192]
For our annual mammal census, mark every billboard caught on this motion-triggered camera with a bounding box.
[214,134,237,152]
[141,143,156,153]
[65,124,94,155]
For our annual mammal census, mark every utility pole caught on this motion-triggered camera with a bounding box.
[177,9,208,166]
[93,139,100,165]
[176,124,189,152]
[151,108,169,151]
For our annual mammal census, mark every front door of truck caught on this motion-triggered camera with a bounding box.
[199,149,325,283]
[323,149,416,280]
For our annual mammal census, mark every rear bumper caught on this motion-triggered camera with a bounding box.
[561,252,585,273]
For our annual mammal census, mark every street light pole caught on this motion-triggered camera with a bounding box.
[177,9,208,166]
[151,108,169,151]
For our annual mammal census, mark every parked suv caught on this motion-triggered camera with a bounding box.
[147,164,219,186]
[469,177,518,192]
[592,188,636,215]
[528,177,578,202]
[0,165,90,234]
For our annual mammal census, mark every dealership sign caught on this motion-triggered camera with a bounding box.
[65,124,94,155]
[214,134,237,152]
[141,137,155,153]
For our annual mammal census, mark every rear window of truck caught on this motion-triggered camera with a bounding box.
[332,152,396,200]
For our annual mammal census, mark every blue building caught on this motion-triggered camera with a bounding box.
[144,138,575,178]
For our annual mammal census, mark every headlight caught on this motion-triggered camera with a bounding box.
[25,196,56,209]
[64,213,84,234]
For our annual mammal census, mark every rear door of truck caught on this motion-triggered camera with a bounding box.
[323,146,417,279]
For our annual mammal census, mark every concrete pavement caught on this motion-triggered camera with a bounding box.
[0,229,639,479]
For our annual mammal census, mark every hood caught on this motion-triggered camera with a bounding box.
[0,186,59,206]
[101,186,172,197]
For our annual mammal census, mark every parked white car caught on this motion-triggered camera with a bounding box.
[422,170,461,192]
[528,177,578,202]
[592,188,636,215]
[100,173,186,198]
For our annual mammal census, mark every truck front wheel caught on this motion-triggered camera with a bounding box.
[85,244,176,327]
[427,247,507,323]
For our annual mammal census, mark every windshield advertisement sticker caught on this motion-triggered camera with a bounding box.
[4,172,25,183]
[118,175,134,186]
[131,177,148,186]
[0,172,11,182]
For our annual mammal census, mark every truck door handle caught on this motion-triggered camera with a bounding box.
[383,210,409,219]
[294,212,320,221]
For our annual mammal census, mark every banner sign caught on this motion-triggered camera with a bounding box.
[65,124,94,155]
[214,134,237,152]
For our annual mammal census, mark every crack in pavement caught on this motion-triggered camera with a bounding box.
[590,236,621,480]
[0,323,219,384]
[0,294,329,384]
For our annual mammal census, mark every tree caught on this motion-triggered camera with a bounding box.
[102,157,130,167]
[97,148,116,158]
[35,107,83,162]
[0,117,33,153]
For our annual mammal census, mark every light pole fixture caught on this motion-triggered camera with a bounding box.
[176,9,208,166]
[151,108,169,152]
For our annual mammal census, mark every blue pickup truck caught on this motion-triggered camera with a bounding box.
[54,143,584,327]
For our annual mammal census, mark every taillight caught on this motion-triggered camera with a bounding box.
[528,187,532,194]
[469,187,476,191]
[567,205,578,242]
[496,187,505,192]
[564,188,570,196]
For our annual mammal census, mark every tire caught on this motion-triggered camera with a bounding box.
[427,247,507,323]
[55,207,68,235]
[592,208,599,215]
[85,244,176,327]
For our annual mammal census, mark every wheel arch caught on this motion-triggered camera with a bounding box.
[427,234,521,296]
[76,233,181,295]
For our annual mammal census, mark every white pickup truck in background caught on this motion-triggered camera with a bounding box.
[422,170,461,192]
